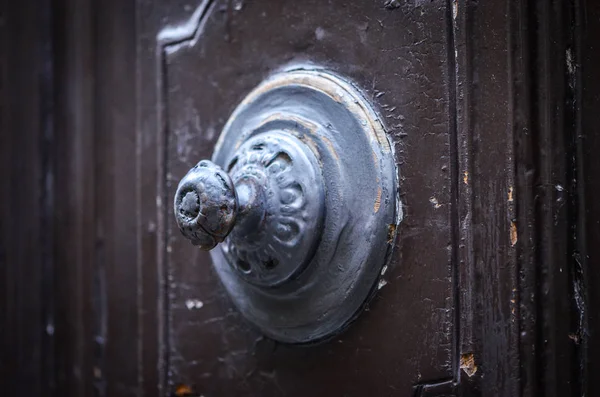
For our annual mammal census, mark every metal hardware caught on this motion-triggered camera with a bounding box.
[174,69,400,343]
[175,131,325,287]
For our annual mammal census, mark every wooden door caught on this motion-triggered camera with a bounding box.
[2,1,600,396]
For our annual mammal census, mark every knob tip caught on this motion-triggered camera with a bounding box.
[174,160,237,250]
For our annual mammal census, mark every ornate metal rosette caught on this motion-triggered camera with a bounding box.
[207,69,400,344]
[223,131,325,287]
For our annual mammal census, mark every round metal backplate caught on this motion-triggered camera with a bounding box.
[211,69,400,344]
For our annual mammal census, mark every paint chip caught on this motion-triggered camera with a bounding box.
[510,221,518,246]
[452,0,458,20]
[463,171,469,185]
[566,48,575,74]
[175,384,194,396]
[460,353,478,377]
[429,196,441,209]
[315,27,326,41]
[377,279,388,290]
[384,0,401,10]
[387,224,396,244]
[374,187,382,213]
[185,299,204,310]
[508,186,513,202]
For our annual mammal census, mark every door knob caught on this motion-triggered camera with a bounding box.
[173,69,401,343]
[174,159,237,251]
[175,131,325,286]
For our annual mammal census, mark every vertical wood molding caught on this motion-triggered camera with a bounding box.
[453,0,591,395]
[1,1,55,395]
[53,0,97,395]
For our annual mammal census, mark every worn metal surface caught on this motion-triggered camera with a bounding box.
[172,69,399,343]
[174,69,398,343]
[174,160,238,250]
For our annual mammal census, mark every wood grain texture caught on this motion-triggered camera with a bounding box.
[453,0,521,394]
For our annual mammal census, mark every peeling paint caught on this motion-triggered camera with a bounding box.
[507,186,513,202]
[374,187,382,213]
[157,2,210,52]
[315,27,326,41]
[463,171,469,185]
[429,196,441,209]
[185,299,204,310]
[387,223,397,244]
[460,353,478,377]
[383,0,401,10]
[175,384,194,396]
[566,48,575,74]
[452,0,458,20]
[510,221,518,246]
[232,0,244,11]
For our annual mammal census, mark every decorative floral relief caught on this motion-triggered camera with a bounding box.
[224,135,311,282]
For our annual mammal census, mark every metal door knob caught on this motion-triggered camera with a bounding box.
[172,69,400,343]
[174,132,325,286]
[174,160,237,250]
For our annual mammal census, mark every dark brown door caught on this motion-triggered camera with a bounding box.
[2,1,600,396]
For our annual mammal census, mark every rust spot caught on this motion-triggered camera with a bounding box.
[460,353,478,377]
[508,186,513,202]
[387,224,397,244]
[463,171,469,185]
[374,187,382,213]
[510,221,518,246]
[175,384,194,396]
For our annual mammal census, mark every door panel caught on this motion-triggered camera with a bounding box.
[152,0,454,395]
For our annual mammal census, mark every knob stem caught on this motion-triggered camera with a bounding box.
[234,178,266,237]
